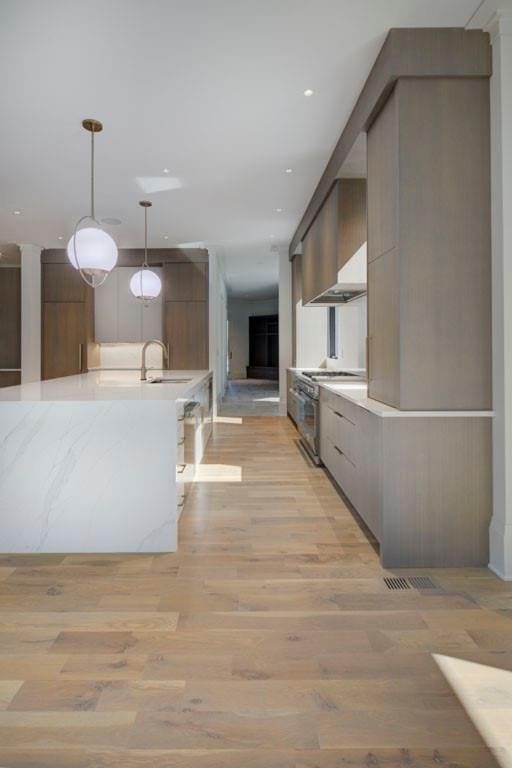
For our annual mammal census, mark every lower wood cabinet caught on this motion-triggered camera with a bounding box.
[319,387,491,567]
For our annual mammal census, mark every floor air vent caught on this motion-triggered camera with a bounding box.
[383,576,410,591]
[384,575,438,591]
[408,575,436,590]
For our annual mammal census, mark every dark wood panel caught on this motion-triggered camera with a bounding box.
[0,371,21,388]
[42,303,87,380]
[289,28,491,257]
[42,263,90,303]
[301,184,338,304]
[163,263,209,301]
[164,301,208,370]
[0,267,21,369]
[338,179,367,270]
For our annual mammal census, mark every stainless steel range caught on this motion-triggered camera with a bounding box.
[289,370,364,464]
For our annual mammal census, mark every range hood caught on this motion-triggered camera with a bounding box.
[308,241,367,306]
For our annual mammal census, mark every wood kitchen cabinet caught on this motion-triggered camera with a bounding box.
[367,77,491,410]
[301,179,367,305]
[319,386,491,566]
[163,257,209,370]
[41,259,94,380]
[0,266,21,387]
[164,300,208,370]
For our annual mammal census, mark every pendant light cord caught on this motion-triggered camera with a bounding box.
[90,128,95,220]
[144,205,148,267]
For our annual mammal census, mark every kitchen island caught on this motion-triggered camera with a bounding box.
[0,370,212,553]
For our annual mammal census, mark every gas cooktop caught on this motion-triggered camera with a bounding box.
[302,370,361,380]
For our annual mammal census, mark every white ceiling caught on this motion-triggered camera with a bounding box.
[0,0,483,298]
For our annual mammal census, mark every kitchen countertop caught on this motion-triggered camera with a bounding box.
[0,369,212,403]
[320,381,493,418]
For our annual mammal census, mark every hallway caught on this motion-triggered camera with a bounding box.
[0,417,511,765]
[219,378,280,416]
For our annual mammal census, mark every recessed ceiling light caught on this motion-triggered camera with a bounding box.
[163,168,170,174]
[12,210,21,215]
[163,235,169,240]
[276,208,283,213]
[58,236,63,240]
[303,89,314,97]
[285,168,293,174]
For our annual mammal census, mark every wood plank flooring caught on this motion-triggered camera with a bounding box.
[0,415,511,767]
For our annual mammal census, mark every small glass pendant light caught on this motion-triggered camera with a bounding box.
[129,200,162,303]
[67,119,118,287]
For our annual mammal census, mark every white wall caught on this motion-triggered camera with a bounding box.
[228,297,279,379]
[334,295,367,369]
[295,302,328,369]
[279,250,292,416]
[208,249,228,413]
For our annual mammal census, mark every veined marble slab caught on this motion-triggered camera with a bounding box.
[0,370,212,553]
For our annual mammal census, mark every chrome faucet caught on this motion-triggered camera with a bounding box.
[140,340,169,381]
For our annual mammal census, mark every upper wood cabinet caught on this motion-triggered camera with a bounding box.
[163,256,209,370]
[42,263,89,303]
[367,77,491,410]
[163,262,208,301]
[301,179,367,305]
[165,301,208,370]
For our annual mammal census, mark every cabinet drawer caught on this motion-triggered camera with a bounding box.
[330,438,357,507]
[331,408,357,465]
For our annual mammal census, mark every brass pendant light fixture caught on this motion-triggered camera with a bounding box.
[129,200,162,303]
[66,119,118,287]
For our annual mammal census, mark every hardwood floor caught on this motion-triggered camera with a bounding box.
[0,416,511,767]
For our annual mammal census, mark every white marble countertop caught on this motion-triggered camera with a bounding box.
[320,381,493,418]
[0,370,212,403]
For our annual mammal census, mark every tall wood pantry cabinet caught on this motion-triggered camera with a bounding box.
[163,257,209,370]
[41,258,94,380]
[367,77,491,410]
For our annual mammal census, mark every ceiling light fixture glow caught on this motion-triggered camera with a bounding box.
[12,210,21,215]
[129,200,162,304]
[276,208,283,213]
[285,168,293,174]
[304,89,314,97]
[67,119,118,288]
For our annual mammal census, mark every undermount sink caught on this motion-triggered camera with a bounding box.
[147,377,193,384]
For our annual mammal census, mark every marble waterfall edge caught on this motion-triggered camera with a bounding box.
[0,400,177,553]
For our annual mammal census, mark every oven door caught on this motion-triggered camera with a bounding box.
[300,391,318,455]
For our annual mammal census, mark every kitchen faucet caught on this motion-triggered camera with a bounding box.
[140,340,169,381]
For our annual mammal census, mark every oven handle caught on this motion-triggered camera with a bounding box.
[289,388,307,406]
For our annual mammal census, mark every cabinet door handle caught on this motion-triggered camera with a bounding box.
[334,410,344,419]
[78,343,83,372]
[177,463,186,474]
[334,445,343,456]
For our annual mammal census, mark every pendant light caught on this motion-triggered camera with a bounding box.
[129,200,162,303]
[66,119,118,287]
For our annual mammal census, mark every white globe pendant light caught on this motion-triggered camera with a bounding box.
[129,200,162,303]
[67,119,118,288]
